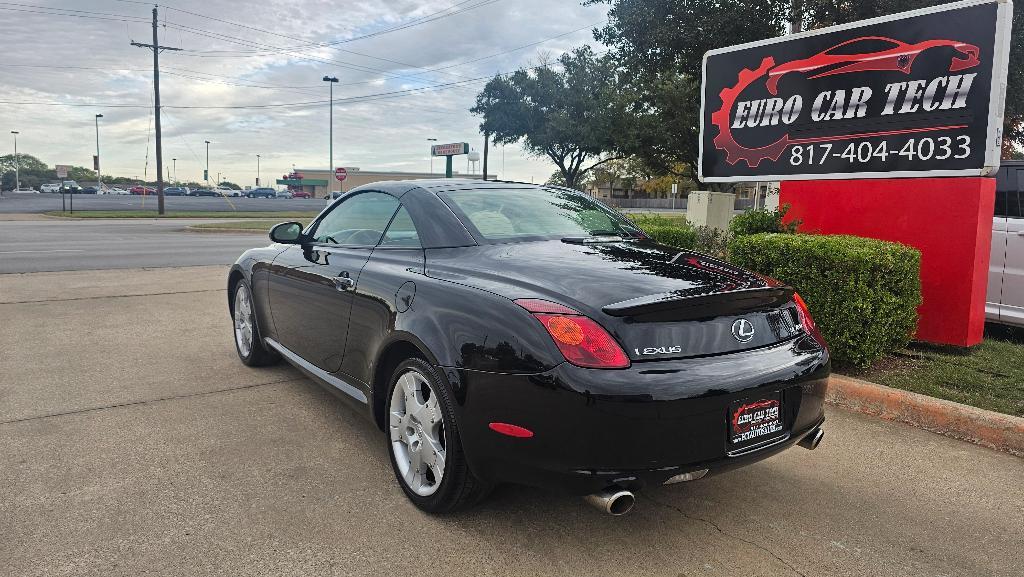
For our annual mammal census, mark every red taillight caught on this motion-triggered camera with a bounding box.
[794,293,819,334]
[514,299,629,369]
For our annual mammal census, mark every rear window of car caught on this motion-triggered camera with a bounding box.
[440,187,643,242]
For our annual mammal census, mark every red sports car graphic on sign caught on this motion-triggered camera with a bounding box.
[710,35,982,167]
[766,36,980,94]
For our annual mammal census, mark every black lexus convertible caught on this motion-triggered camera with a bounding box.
[228,180,829,515]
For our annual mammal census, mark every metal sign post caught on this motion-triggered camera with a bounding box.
[56,164,69,213]
[431,142,470,178]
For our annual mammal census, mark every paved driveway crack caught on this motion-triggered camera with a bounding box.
[0,377,305,426]
[645,494,808,577]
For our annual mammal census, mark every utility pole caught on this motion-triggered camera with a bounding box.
[204,141,210,188]
[427,137,437,174]
[7,131,17,196]
[323,76,338,193]
[132,6,181,215]
[94,114,103,191]
[482,131,489,181]
[256,154,261,187]
[172,158,176,184]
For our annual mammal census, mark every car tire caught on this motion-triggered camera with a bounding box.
[231,279,279,367]
[386,358,490,513]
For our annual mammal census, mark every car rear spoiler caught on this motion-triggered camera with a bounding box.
[602,286,794,321]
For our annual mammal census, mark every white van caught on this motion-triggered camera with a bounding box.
[987,161,1024,327]
[40,183,60,193]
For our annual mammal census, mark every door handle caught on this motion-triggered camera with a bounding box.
[333,275,355,291]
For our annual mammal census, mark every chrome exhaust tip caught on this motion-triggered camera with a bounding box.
[798,428,824,450]
[584,488,636,516]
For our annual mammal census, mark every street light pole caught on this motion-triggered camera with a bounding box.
[8,131,18,196]
[94,114,103,192]
[256,154,261,187]
[323,75,338,194]
[172,158,176,185]
[205,140,210,188]
[427,137,437,174]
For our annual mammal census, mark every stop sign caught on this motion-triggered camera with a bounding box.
[335,167,347,182]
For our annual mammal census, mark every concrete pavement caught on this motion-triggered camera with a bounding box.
[0,219,268,273]
[1,265,1022,576]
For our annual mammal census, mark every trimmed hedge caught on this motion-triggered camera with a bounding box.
[730,233,922,368]
[728,204,800,237]
[643,224,698,250]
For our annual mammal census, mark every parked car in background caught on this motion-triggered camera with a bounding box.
[62,180,79,191]
[216,187,241,197]
[277,190,293,199]
[164,187,189,196]
[108,187,130,195]
[290,190,311,199]
[247,187,277,198]
[13,187,38,193]
[78,186,98,194]
[40,183,60,193]
[191,188,218,197]
[228,181,829,515]
[130,185,156,195]
[988,160,1024,328]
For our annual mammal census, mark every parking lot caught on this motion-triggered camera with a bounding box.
[1,217,1022,577]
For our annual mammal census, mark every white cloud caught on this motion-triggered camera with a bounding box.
[0,0,608,186]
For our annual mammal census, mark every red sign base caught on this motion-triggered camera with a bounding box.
[780,177,995,347]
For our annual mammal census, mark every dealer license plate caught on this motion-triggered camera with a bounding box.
[729,394,783,446]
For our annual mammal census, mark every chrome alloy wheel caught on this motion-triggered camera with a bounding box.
[389,370,446,496]
[233,283,254,358]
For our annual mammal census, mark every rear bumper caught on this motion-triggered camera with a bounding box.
[448,335,830,495]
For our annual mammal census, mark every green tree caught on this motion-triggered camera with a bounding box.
[471,46,631,188]
[587,0,787,175]
[1,153,56,189]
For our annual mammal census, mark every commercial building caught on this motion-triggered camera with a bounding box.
[277,168,496,198]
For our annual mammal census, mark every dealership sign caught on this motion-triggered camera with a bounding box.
[431,142,469,157]
[699,0,1013,182]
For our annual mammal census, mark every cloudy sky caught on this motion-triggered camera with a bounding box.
[0,0,609,186]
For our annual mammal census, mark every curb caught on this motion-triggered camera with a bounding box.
[827,374,1024,456]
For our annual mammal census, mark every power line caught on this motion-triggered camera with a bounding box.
[0,49,606,110]
[0,2,149,22]
[174,0,496,55]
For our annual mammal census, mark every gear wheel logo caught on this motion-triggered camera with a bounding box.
[710,56,792,168]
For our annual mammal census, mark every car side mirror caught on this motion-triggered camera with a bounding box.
[269,221,304,244]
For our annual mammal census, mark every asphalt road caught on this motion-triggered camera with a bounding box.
[0,191,329,213]
[1,265,1022,577]
[0,218,267,273]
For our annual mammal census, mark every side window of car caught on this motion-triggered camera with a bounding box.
[1007,189,1022,219]
[379,205,421,247]
[995,190,1008,217]
[311,192,400,246]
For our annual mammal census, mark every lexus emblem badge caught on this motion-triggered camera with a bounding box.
[731,319,755,343]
